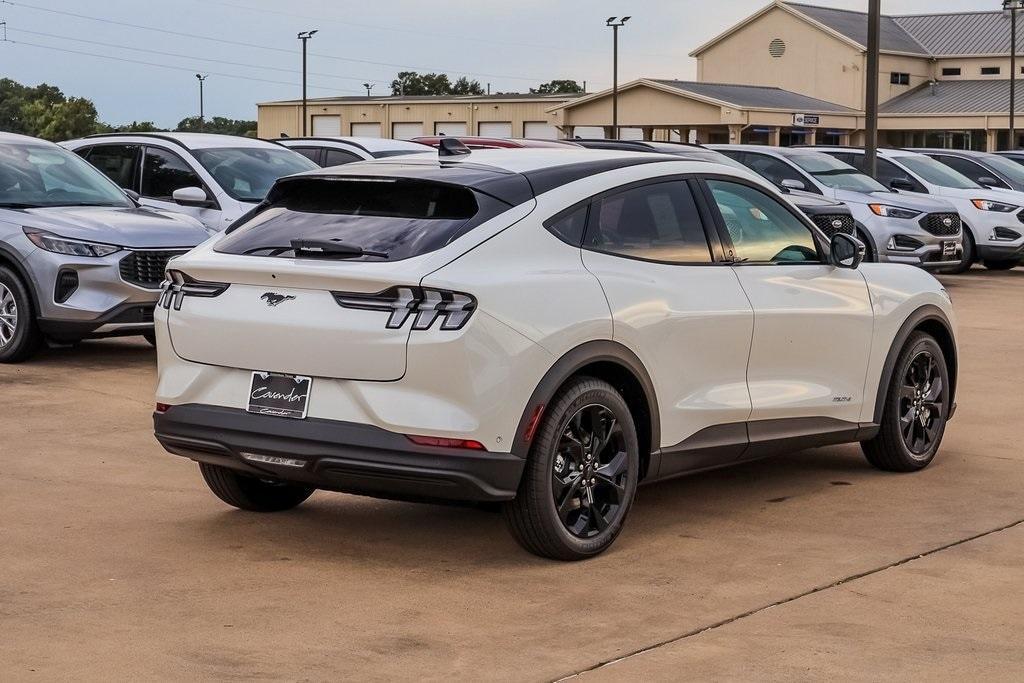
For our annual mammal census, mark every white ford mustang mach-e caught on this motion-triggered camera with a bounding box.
[152,147,958,560]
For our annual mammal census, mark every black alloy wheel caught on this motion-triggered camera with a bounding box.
[898,350,945,456]
[551,404,630,539]
[504,376,639,560]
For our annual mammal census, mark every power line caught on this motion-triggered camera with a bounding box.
[0,37,355,93]
[193,0,680,63]
[6,26,378,86]
[1,0,561,84]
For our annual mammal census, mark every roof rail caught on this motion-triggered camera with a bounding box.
[80,131,194,150]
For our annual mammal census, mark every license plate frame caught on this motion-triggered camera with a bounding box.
[247,371,312,419]
[941,240,957,259]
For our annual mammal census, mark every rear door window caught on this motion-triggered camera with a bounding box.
[323,149,363,167]
[215,176,512,262]
[583,181,712,264]
[290,147,323,165]
[83,144,140,191]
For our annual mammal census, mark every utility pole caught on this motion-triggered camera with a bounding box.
[297,29,318,136]
[864,0,881,177]
[1006,1,1023,150]
[363,82,374,97]
[195,74,208,132]
[606,16,630,140]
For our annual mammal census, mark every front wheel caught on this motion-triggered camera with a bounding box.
[199,463,314,512]
[861,332,950,472]
[982,259,1019,271]
[504,377,640,560]
[0,266,42,363]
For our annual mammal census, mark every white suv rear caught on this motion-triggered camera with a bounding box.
[153,149,958,559]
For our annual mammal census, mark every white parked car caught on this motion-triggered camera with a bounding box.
[276,136,433,167]
[152,148,958,560]
[808,146,1024,271]
[61,133,318,231]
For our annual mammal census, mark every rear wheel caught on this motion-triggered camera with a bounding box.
[982,259,1019,271]
[199,462,314,512]
[945,230,974,274]
[504,377,639,560]
[0,266,42,363]
[861,332,949,472]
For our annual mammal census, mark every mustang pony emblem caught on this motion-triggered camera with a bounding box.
[261,292,296,307]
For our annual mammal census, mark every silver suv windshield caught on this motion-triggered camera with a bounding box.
[898,155,980,190]
[192,147,319,202]
[0,142,133,209]
[786,153,888,193]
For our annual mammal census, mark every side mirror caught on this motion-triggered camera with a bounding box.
[890,177,916,192]
[780,178,806,191]
[977,176,1001,188]
[172,186,211,208]
[829,232,865,269]
[124,189,141,201]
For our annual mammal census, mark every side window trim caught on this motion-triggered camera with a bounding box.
[696,174,827,265]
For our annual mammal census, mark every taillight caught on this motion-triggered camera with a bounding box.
[155,403,170,414]
[406,435,487,450]
[332,286,476,331]
[159,269,230,310]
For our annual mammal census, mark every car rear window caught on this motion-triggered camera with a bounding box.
[214,176,510,262]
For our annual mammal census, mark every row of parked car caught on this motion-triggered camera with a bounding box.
[1,129,966,558]
[0,129,1020,365]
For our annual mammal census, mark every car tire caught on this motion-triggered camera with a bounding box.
[0,265,42,364]
[504,376,640,560]
[856,229,876,262]
[945,230,974,274]
[861,331,950,472]
[199,463,314,512]
[982,259,1019,271]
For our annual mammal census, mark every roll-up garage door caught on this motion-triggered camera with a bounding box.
[435,122,467,136]
[350,122,382,138]
[392,122,423,139]
[478,121,512,138]
[572,126,606,139]
[311,115,341,137]
[524,122,558,139]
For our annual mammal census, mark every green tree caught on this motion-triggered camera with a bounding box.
[175,116,256,137]
[531,80,584,95]
[0,78,31,134]
[22,97,102,141]
[100,120,165,133]
[390,71,483,96]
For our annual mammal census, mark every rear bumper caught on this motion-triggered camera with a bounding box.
[154,404,526,503]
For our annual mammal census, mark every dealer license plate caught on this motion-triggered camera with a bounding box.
[247,372,311,419]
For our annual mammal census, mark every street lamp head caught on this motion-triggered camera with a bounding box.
[297,29,318,39]
[606,16,617,24]
[622,16,631,23]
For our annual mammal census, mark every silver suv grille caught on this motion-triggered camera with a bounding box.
[119,250,188,289]
[811,214,855,239]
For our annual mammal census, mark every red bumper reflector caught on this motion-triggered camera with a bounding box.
[523,404,545,443]
[155,403,170,414]
[407,435,487,451]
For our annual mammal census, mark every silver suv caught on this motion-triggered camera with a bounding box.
[0,133,212,362]
[711,145,964,270]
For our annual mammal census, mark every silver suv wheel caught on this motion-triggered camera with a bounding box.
[0,282,18,346]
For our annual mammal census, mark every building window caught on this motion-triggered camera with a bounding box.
[769,38,786,58]
[981,67,1001,75]
[890,72,910,85]
[941,67,961,76]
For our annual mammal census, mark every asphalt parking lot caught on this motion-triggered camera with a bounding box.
[2,268,1023,681]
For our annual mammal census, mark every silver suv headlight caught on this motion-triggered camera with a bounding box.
[23,227,121,257]
[868,204,921,219]
[971,199,1018,213]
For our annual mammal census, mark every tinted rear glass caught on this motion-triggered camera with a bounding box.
[215,176,508,262]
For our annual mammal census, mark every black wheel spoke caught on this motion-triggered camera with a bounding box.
[556,478,582,524]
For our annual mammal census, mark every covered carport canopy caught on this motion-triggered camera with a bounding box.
[547,78,863,146]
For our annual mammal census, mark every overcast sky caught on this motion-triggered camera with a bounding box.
[0,0,1005,126]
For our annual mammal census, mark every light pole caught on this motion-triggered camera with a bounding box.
[297,29,318,136]
[1005,1,1023,150]
[363,82,374,97]
[195,74,208,132]
[864,0,881,178]
[606,16,630,140]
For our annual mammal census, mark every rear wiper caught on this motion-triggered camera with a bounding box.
[290,239,388,259]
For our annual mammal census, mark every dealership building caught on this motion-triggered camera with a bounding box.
[258,2,1024,151]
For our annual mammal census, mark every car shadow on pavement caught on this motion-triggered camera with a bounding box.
[28,338,154,369]
[168,444,873,569]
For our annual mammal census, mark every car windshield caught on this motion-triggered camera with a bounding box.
[0,142,133,209]
[787,153,888,193]
[192,147,318,202]
[978,154,1024,185]
[898,155,980,189]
